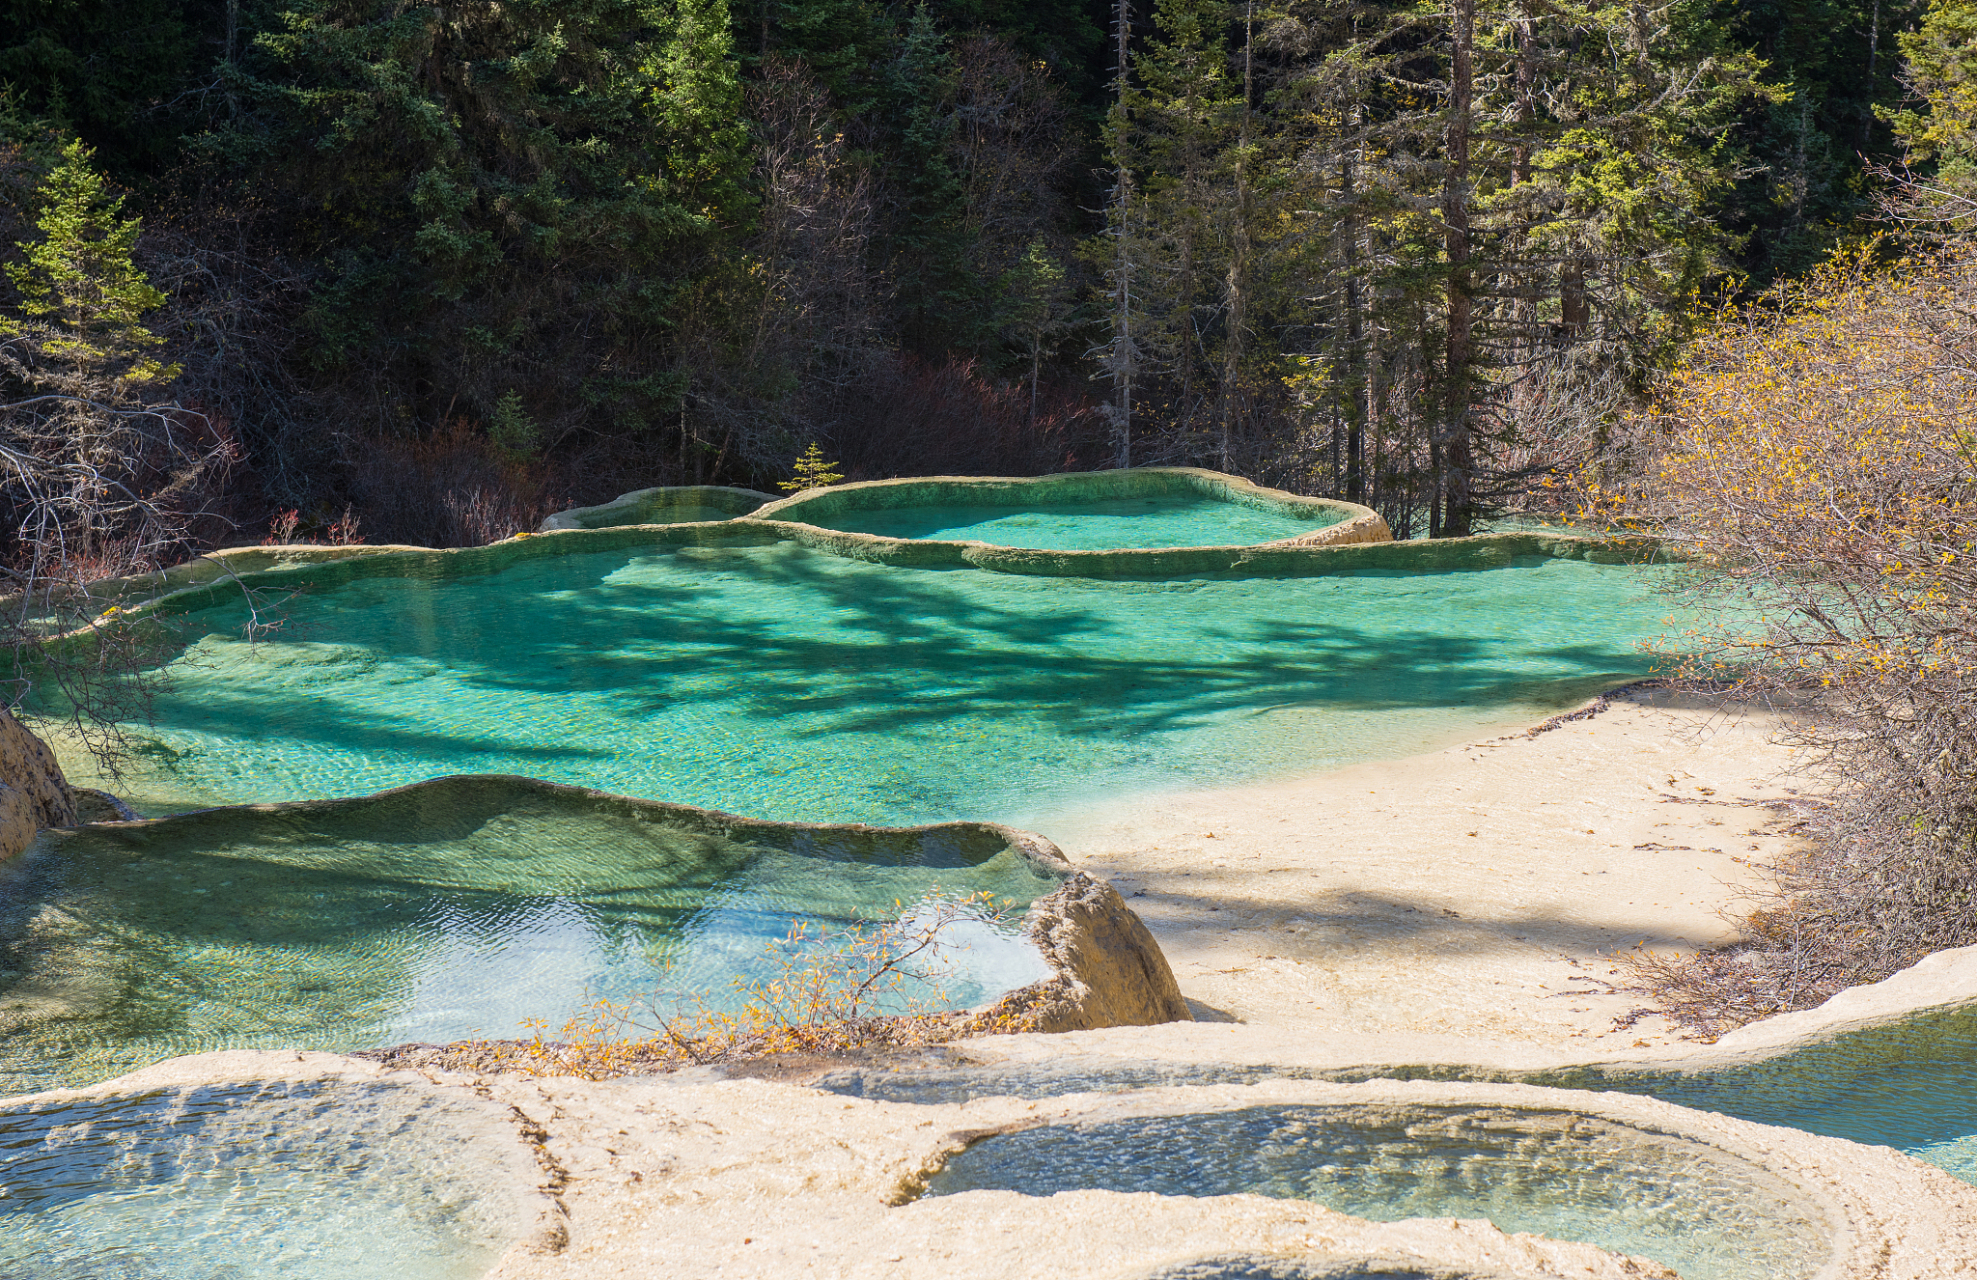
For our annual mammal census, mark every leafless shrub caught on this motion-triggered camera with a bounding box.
[1592,241,1977,1029]
[830,354,1104,478]
[346,419,565,547]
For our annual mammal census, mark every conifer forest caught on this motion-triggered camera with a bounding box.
[0,0,1971,547]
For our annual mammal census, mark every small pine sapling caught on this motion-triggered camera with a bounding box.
[778,442,845,492]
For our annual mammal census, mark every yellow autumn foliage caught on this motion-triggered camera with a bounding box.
[1589,240,1977,1026]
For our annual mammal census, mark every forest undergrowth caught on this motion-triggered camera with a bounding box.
[1596,235,1977,1034]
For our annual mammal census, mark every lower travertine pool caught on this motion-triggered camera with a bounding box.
[0,1079,540,1279]
[50,541,1670,826]
[823,995,1977,1192]
[1540,1001,1977,1185]
[923,1105,1826,1280]
[0,783,1060,1095]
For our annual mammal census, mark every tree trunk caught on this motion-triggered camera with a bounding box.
[1217,0,1255,473]
[1112,0,1135,467]
[1439,0,1478,538]
[1343,132,1366,503]
[1560,260,1589,336]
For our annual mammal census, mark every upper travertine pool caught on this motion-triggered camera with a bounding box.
[798,493,1341,549]
[54,540,1669,825]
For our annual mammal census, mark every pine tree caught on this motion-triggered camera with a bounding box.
[888,5,969,347]
[0,136,226,601]
[1090,0,1141,467]
[1130,0,1242,451]
[3,138,175,388]
[645,0,756,227]
[997,238,1074,426]
[779,441,845,490]
[1888,0,1977,210]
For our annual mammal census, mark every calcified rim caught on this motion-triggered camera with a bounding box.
[540,484,779,531]
[745,466,1393,558]
[30,773,1188,1036]
[46,522,1665,647]
[886,1074,1969,1280]
[4,1059,1896,1280]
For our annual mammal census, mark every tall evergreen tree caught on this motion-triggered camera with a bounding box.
[215,0,753,444]
[1888,0,1977,216]
[3,138,174,387]
[1271,0,1767,533]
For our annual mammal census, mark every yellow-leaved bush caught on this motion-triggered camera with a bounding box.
[1590,241,1977,1029]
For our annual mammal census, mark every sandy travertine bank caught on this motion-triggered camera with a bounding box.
[23,1050,1977,1280]
[14,693,1977,1279]
[1037,688,1807,1058]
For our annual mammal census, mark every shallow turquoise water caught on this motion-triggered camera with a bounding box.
[810,494,1338,548]
[924,1105,1827,1280]
[0,1080,537,1279]
[638,504,742,524]
[1534,1003,1977,1186]
[0,791,1057,1095]
[72,541,1669,825]
[825,1000,1977,1191]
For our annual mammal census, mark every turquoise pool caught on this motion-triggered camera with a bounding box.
[0,784,1058,1095]
[1535,1003,1977,1185]
[923,1104,1826,1280]
[59,541,1669,825]
[801,494,1340,549]
[0,1079,538,1279]
[822,1000,1977,1190]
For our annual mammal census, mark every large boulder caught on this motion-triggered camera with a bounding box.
[0,708,74,861]
[992,871,1194,1033]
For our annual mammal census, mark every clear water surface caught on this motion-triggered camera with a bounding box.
[810,494,1341,549]
[0,791,1058,1095]
[635,504,745,525]
[0,1079,538,1280]
[1534,1002,1977,1186]
[822,1000,1977,1189]
[58,541,1669,826]
[923,1104,1827,1280]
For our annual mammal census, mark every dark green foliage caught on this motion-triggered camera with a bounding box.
[0,0,210,175]
[887,5,971,347]
[210,0,753,440]
[0,0,1948,549]
[768,0,889,108]
[1715,0,1926,280]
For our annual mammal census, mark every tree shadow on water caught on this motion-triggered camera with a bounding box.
[123,543,1662,789]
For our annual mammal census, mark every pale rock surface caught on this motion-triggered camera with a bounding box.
[26,1051,1977,1280]
[0,706,73,862]
[1039,689,1806,1057]
[1003,871,1192,1032]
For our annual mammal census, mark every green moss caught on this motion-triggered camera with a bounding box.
[541,484,778,531]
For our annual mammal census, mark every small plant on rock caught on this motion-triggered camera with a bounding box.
[778,442,844,493]
[493,890,1043,1080]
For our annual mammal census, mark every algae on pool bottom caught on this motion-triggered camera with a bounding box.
[0,781,1060,1095]
[0,1078,540,1280]
[923,1104,1826,1280]
[50,540,1673,825]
